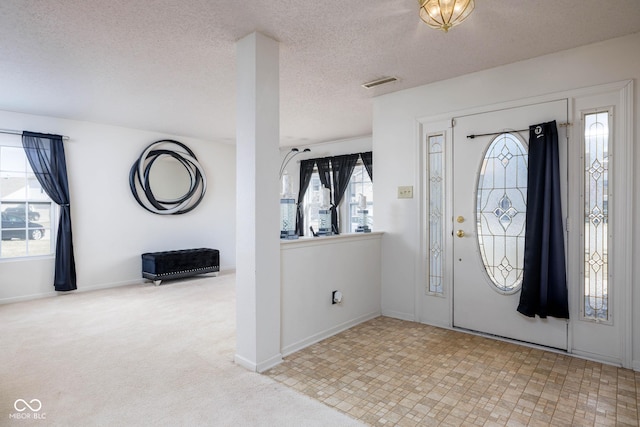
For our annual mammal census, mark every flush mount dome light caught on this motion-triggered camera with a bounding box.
[418,0,475,32]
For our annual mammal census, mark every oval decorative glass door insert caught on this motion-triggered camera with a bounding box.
[476,133,528,293]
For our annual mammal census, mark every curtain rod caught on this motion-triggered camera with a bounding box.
[0,128,70,140]
[298,151,372,162]
[466,122,571,139]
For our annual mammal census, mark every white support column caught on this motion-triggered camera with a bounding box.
[234,32,282,372]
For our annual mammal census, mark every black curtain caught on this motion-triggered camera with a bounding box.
[330,154,359,234]
[315,157,332,194]
[295,159,316,236]
[22,131,77,292]
[517,121,569,319]
[360,151,373,182]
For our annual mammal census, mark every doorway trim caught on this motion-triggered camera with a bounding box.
[415,80,633,368]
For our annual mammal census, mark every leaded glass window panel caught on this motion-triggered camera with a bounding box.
[428,134,444,295]
[476,133,527,293]
[583,111,609,321]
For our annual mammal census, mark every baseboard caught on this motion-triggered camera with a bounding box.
[0,267,236,305]
[0,290,58,305]
[281,310,381,357]
[381,309,415,322]
[257,354,284,373]
[570,349,624,368]
[234,354,257,372]
[633,360,640,372]
[0,279,144,305]
[234,353,283,373]
[78,279,144,293]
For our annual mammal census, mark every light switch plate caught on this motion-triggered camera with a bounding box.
[398,186,413,199]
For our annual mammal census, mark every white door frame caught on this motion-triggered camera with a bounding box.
[415,80,633,368]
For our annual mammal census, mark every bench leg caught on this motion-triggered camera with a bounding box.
[154,280,162,286]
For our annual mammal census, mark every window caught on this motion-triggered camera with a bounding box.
[347,163,373,233]
[302,157,373,236]
[303,170,322,235]
[427,134,444,294]
[582,110,610,321]
[0,135,54,258]
[476,133,528,294]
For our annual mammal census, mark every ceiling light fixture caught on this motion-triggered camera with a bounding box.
[418,0,475,32]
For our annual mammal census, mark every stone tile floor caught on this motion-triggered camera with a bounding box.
[266,317,640,426]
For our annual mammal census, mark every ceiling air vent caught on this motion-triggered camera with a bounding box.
[361,76,398,89]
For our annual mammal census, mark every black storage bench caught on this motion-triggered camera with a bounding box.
[141,248,219,285]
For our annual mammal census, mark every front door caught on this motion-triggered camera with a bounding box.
[452,100,569,350]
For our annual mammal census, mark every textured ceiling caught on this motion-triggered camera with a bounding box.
[1,1,639,146]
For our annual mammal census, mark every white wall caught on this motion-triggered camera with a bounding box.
[0,110,236,303]
[277,136,379,358]
[373,33,639,363]
[280,233,382,355]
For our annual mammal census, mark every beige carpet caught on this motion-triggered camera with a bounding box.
[0,272,364,427]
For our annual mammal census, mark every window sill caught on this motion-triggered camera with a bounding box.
[280,231,383,250]
[0,254,54,263]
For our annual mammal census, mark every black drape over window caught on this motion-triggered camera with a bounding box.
[315,157,332,194]
[296,159,316,236]
[22,131,77,292]
[517,121,569,319]
[330,154,359,234]
[360,151,373,182]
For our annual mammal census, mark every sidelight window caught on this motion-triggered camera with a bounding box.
[582,110,610,321]
[427,134,444,295]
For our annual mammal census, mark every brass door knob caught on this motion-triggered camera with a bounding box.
[456,216,465,223]
[456,230,465,238]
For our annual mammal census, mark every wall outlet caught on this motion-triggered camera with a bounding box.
[332,290,343,304]
[397,186,413,199]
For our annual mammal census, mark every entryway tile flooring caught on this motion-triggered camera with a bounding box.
[266,317,640,426]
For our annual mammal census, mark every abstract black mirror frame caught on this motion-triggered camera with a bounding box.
[129,139,206,215]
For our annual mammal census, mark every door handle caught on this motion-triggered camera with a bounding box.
[456,230,465,238]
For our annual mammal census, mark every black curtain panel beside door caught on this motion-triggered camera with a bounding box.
[517,121,569,319]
